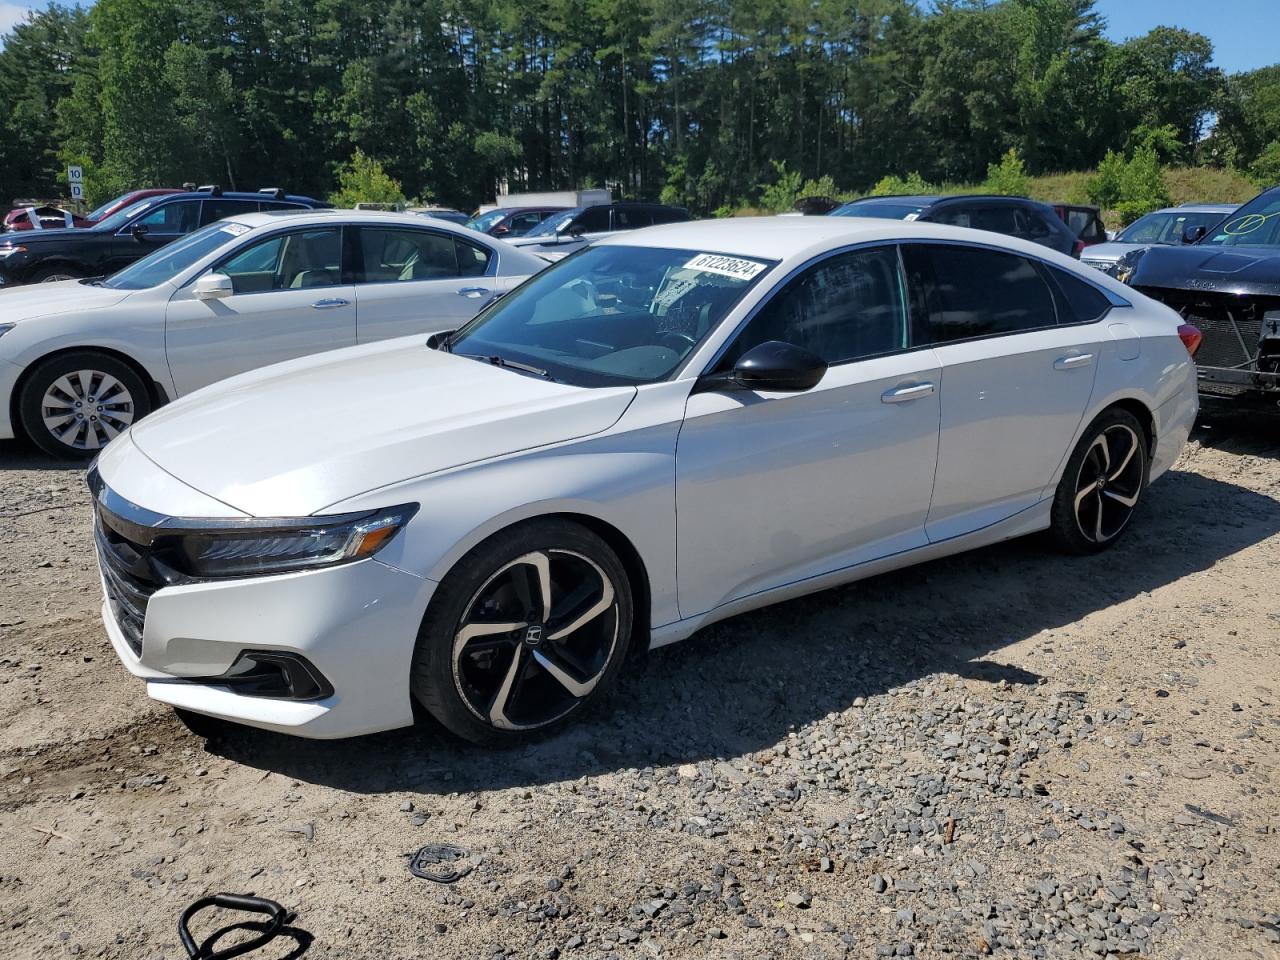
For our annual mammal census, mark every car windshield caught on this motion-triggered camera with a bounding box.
[465,210,508,232]
[1202,193,1280,247]
[103,222,250,290]
[447,244,775,386]
[92,198,162,232]
[1117,210,1227,245]
[87,192,131,221]
[522,210,581,238]
[831,201,928,221]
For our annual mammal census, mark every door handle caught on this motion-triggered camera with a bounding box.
[458,286,490,299]
[1053,353,1094,370]
[881,382,936,404]
[312,298,349,309]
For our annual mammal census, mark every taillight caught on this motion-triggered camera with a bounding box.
[1177,323,1202,358]
[1073,239,1085,258]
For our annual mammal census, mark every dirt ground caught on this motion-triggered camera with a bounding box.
[1,408,1278,960]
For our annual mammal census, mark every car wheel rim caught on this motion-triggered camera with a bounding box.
[40,370,136,451]
[452,549,619,731]
[1073,424,1142,544]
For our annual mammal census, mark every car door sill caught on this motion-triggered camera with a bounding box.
[650,497,1053,650]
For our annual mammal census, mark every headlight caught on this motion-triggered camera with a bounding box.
[0,245,26,259]
[176,504,418,578]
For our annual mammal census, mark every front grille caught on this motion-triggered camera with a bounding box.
[1136,286,1273,371]
[93,506,162,656]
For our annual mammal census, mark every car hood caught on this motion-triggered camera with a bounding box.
[2,225,102,245]
[0,279,132,320]
[1081,241,1141,263]
[1129,244,1280,296]
[127,338,637,517]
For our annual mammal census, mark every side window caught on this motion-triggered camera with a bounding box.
[615,207,653,230]
[721,246,908,367]
[506,212,543,236]
[357,228,458,282]
[575,206,611,233]
[199,199,258,226]
[135,200,200,236]
[1045,265,1111,324]
[910,244,1057,342]
[217,227,341,293]
[1014,208,1053,240]
[929,205,972,228]
[972,205,1019,235]
[456,238,491,277]
[650,206,690,224]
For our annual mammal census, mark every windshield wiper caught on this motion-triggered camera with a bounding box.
[456,353,555,381]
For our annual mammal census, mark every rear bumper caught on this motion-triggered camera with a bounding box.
[1151,380,1198,483]
[0,358,22,440]
[102,557,437,739]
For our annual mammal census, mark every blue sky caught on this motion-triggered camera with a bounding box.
[1094,0,1277,74]
[1,1,1277,75]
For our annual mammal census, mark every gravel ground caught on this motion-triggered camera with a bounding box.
[1,409,1278,960]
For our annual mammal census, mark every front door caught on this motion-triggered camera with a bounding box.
[675,245,942,618]
[165,225,356,395]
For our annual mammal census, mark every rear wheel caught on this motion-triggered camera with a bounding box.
[17,351,152,459]
[411,519,633,745]
[1048,407,1149,554]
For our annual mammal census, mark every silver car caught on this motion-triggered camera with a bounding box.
[1081,204,1236,275]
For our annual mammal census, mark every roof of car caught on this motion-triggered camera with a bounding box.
[594,214,1072,263]
[227,209,482,229]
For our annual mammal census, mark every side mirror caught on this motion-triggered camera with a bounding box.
[1182,225,1207,244]
[130,223,149,240]
[492,224,510,236]
[192,272,234,301]
[695,340,828,394]
[568,224,586,239]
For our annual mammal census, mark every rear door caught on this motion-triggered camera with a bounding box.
[350,225,495,342]
[904,242,1102,541]
[165,225,356,395]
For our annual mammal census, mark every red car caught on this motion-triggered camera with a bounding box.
[84,188,183,223]
[2,204,93,231]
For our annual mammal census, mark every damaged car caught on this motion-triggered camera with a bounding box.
[1116,186,1280,409]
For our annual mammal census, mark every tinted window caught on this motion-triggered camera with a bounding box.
[650,206,691,224]
[909,244,1056,342]
[357,228,458,282]
[615,207,653,229]
[200,199,259,226]
[136,200,200,235]
[576,206,611,232]
[1046,266,1111,324]
[217,227,341,293]
[722,246,908,366]
[456,238,491,277]
[506,212,543,235]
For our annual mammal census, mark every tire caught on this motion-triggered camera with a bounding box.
[412,518,634,745]
[173,707,233,742]
[1048,407,1150,554]
[17,351,152,460]
[28,265,85,283]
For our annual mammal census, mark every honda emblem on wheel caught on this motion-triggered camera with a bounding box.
[524,625,543,645]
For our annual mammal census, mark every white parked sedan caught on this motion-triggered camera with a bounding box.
[0,210,548,458]
[89,217,1199,743]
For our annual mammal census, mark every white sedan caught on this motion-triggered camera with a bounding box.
[0,210,548,458]
[89,217,1199,743]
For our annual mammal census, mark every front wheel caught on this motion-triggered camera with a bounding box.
[17,351,152,459]
[411,519,634,745]
[1048,407,1149,554]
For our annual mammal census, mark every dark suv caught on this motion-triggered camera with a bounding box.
[831,195,1082,257]
[0,186,330,286]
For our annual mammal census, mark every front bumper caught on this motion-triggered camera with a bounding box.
[0,358,22,440]
[101,556,437,739]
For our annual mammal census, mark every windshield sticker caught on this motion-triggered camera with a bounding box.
[221,223,250,236]
[903,212,920,222]
[682,253,766,281]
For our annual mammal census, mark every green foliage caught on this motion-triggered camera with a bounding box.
[1248,141,1280,187]
[1088,144,1171,224]
[870,172,934,196]
[329,150,405,208]
[982,148,1029,196]
[0,0,1263,214]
